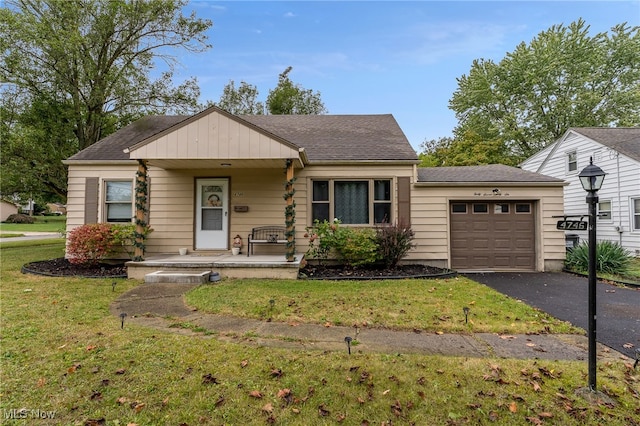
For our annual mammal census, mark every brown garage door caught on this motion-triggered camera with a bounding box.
[450,201,536,271]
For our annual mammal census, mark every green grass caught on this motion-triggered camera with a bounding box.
[1,242,639,425]
[0,215,66,235]
[185,278,581,335]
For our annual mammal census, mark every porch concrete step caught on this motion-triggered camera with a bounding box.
[145,270,211,284]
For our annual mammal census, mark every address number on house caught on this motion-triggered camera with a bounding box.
[556,220,588,230]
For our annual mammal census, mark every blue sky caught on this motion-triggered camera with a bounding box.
[174,1,639,151]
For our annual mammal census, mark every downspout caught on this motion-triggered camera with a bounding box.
[614,150,623,246]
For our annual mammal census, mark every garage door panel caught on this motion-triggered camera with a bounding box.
[450,201,535,271]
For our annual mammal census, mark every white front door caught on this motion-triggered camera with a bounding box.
[195,178,229,250]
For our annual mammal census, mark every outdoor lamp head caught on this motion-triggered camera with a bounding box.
[578,158,606,192]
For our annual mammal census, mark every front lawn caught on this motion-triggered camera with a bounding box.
[1,242,638,425]
[0,215,66,235]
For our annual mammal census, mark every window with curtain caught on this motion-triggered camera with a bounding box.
[311,179,392,225]
[105,180,132,222]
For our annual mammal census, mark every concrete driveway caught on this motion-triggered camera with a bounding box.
[464,272,640,359]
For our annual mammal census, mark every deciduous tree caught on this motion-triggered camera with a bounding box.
[448,19,640,160]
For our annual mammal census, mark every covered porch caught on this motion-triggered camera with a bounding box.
[126,253,305,281]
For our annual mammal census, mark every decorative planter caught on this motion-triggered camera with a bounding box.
[231,247,240,255]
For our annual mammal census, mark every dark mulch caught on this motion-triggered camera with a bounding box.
[299,264,455,280]
[22,257,127,278]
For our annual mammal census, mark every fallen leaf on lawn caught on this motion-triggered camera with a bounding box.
[127,423,139,426]
[499,335,516,340]
[509,401,517,413]
[277,388,291,398]
[336,413,346,422]
[435,331,443,335]
[324,322,332,327]
[162,397,169,406]
[240,360,249,368]
[86,345,97,351]
[526,416,543,425]
[249,390,263,398]
[318,404,330,416]
[382,389,391,395]
[115,368,126,375]
[58,344,66,349]
[90,391,102,401]
[37,377,46,387]
[116,397,129,405]
[262,403,273,413]
[526,343,536,347]
[271,368,283,378]
[357,397,366,404]
[84,419,106,426]
[214,395,225,407]
[202,373,220,385]
[292,408,300,414]
[133,402,145,413]
[532,382,541,392]
[488,411,499,421]
[538,412,553,418]
[68,364,81,373]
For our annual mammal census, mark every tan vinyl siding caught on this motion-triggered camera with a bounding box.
[410,185,566,271]
[128,110,300,161]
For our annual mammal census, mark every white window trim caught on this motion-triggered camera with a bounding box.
[310,178,394,226]
[597,199,612,222]
[103,179,134,223]
[566,150,578,175]
[631,197,640,233]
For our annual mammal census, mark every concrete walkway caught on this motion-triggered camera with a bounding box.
[0,231,62,244]
[111,282,630,362]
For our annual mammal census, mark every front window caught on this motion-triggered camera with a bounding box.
[311,179,392,225]
[567,151,577,173]
[598,200,612,221]
[105,180,132,222]
[633,198,640,231]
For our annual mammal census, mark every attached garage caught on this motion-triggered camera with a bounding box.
[409,165,568,272]
[449,201,536,271]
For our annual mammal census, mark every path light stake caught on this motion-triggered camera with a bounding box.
[269,299,275,319]
[112,281,117,292]
[119,312,127,329]
[463,307,470,324]
[344,336,352,355]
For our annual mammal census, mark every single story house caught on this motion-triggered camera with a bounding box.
[521,128,640,257]
[64,106,567,277]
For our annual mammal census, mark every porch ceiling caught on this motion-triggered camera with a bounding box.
[144,158,304,170]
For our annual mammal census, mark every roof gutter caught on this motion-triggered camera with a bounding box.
[414,181,568,187]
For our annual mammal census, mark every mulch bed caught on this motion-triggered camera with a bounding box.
[299,264,456,280]
[22,258,454,280]
[22,257,127,278]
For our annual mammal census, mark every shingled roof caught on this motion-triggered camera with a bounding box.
[240,114,418,162]
[417,164,563,183]
[67,115,188,161]
[571,127,640,162]
[67,110,418,163]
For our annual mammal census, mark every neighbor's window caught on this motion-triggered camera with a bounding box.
[567,151,578,173]
[105,180,132,222]
[633,198,640,231]
[311,179,392,225]
[598,200,612,221]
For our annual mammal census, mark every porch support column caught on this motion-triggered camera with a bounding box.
[284,159,296,262]
[134,160,148,261]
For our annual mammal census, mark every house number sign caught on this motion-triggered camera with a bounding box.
[556,220,588,230]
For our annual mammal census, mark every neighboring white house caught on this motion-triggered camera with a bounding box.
[521,128,640,257]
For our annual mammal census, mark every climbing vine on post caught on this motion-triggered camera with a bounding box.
[133,160,149,261]
[284,159,296,261]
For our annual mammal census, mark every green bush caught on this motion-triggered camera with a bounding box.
[375,221,416,268]
[4,213,35,224]
[304,219,378,267]
[565,240,632,274]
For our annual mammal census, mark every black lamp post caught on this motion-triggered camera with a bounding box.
[577,157,606,392]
